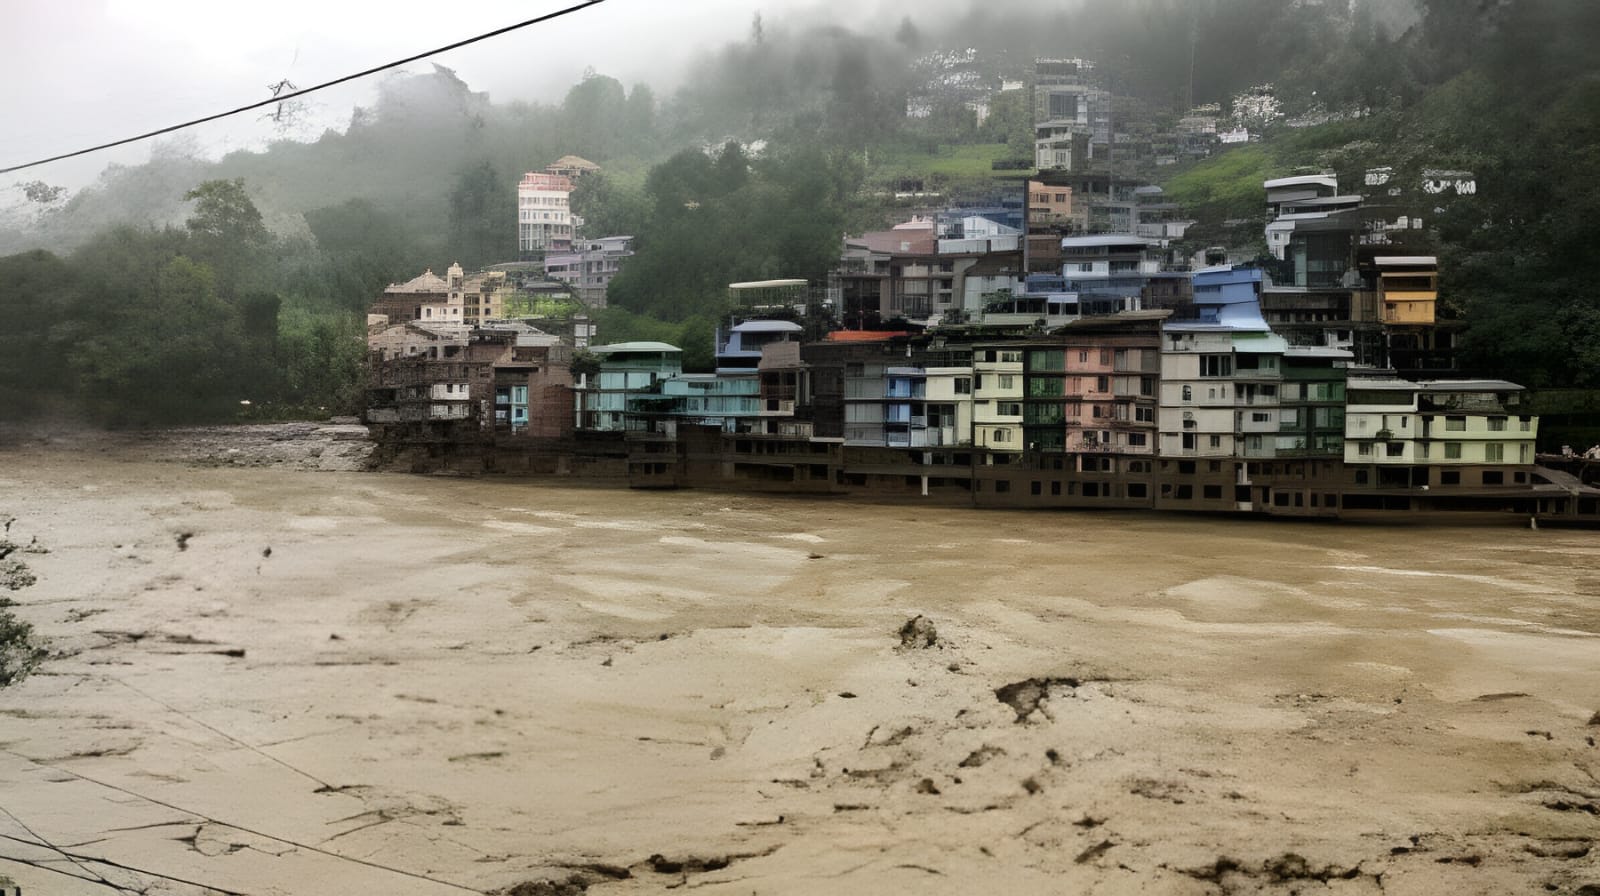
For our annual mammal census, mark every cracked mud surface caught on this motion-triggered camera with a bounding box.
[0,440,1597,894]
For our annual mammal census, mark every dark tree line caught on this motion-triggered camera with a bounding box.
[0,180,364,424]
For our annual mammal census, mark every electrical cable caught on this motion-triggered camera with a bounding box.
[1,0,608,175]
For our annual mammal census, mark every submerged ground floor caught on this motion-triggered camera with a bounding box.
[371,422,1600,525]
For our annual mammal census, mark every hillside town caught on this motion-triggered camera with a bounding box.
[362,60,1600,523]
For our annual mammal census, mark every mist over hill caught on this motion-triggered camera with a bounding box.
[4,0,1599,422]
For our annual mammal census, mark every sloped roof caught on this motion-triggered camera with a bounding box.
[386,269,449,294]
[549,154,600,171]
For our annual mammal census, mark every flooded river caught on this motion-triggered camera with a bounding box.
[1,438,1596,894]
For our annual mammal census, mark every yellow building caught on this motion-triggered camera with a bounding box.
[1376,255,1437,325]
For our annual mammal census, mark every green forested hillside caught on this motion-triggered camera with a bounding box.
[3,0,1598,422]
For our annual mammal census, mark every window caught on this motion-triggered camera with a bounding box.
[1200,354,1233,377]
[1136,407,1154,423]
[1485,443,1504,462]
[1487,416,1506,431]
[998,375,1016,390]
[1209,435,1222,449]
[1444,442,1462,459]
[1445,416,1466,431]
[1127,432,1147,447]
[954,377,972,395]
[1358,443,1372,457]
[1251,412,1270,423]
[1182,433,1196,450]
[1096,376,1109,393]
[1078,350,1089,363]
[994,428,1009,442]
[1386,442,1404,457]
[1181,385,1192,401]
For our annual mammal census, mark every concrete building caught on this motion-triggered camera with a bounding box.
[365,323,571,436]
[1032,57,1107,169]
[715,319,805,375]
[1263,174,1363,265]
[1019,313,1164,455]
[1343,377,1537,485]
[835,220,1024,328]
[972,344,1025,452]
[578,342,683,431]
[544,235,634,306]
[370,269,455,325]
[517,171,576,255]
[1159,266,1288,458]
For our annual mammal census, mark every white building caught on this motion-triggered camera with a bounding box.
[972,346,1024,452]
[518,172,575,254]
[1343,377,1537,469]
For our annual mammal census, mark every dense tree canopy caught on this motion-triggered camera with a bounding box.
[3,0,1598,419]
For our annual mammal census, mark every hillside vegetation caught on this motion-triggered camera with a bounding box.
[3,0,1599,422]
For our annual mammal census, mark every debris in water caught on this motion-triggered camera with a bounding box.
[898,614,938,648]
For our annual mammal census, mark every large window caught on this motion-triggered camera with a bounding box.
[1028,378,1064,398]
[1445,416,1466,431]
[1485,443,1504,462]
[1200,354,1233,377]
[1444,442,1462,459]
[1029,350,1065,372]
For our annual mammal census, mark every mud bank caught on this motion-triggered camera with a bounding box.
[0,442,1596,894]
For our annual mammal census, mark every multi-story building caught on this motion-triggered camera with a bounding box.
[715,320,805,375]
[1343,376,1538,488]
[577,342,682,431]
[543,235,634,306]
[972,344,1025,452]
[365,323,571,438]
[1159,266,1288,458]
[1263,174,1363,269]
[1032,57,1107,170]
[835,219,1023,328]
[517,171,575,255]
[881,366,973,448]
[1019,312,1163,455]
[370,269,455,326]
[1278,346,1351,458]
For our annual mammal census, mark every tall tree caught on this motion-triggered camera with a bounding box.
[447,161,516,270]
[184,178,269,299]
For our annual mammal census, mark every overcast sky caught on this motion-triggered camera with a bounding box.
[1,0,967,195]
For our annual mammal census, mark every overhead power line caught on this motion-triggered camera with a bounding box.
[1,0,608,175]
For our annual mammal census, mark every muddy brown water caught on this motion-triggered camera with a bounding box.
[1,446,1597,895]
